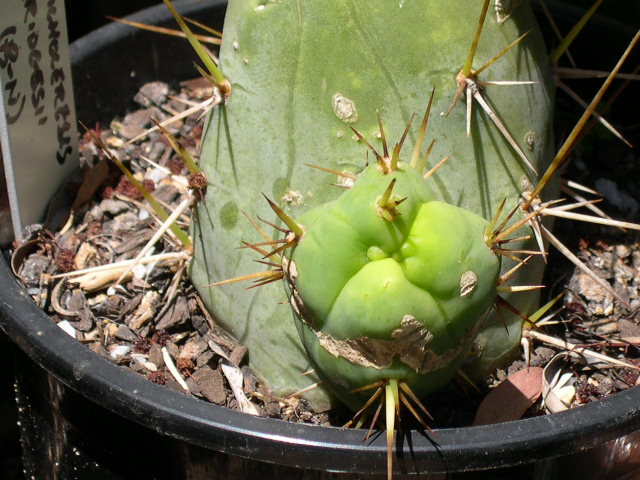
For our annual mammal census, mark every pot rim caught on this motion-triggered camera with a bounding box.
[1,0,639,475]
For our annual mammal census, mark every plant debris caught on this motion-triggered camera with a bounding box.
[473,367,544,425]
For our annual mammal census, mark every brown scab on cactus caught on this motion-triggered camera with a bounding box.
[332,93,358,123]
[313,314,487,375]
[460,271,479,297]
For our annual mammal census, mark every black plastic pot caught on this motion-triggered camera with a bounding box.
[1,1,640,479]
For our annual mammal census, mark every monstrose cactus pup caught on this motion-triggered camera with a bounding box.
[215,112,550,479]
[283,136,503,410]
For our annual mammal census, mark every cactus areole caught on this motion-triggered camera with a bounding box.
[282,161,501,407]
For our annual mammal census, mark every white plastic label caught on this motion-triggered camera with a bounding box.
[0,0,78,240]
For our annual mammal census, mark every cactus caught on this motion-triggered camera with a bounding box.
[190,0,556,409]
[284,149,503,408]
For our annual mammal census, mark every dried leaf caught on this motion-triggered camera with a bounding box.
[207,339,231,361]
[162,346,190,392]
[543,354,576,413]
[191,366,226,404]
[69,268,132,292]
[220,361,260,416]
[74,242,99,270]
[71,159,111,212]
[473,367,543,425]
[128,291,160,330]
[57,320,77,339]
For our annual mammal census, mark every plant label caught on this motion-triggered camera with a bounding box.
[0,0,78,241]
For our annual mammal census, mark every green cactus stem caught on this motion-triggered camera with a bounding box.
[191,0,556,408]
[285,159,501,408]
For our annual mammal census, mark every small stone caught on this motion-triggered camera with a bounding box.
[116,109,152,139]
[179,337,208,360]
[148,344,164,367]
[18,254,51,285]
[185,376,201,395]
[619,318,640,338]
[115,324,138,342]
[61,289,84,312]
[196,351,215,368]
[495,369,508,382]
[152,182,180,205]
[616,244,631,259]
[106,322,119,338]
[263,401,281,417]
[129,358,149,374]
[192,366,227,405]
[556,385,576,406]
[190,315,210,335]
[529,346,556,368]
[109,344,131,359]
[134,81,169,107]
[71,308,95,332]
[577,273,610,303]
[100,199,130,216]
[595,376,614,396]
[164,341,179,359]
[105,135,124,148]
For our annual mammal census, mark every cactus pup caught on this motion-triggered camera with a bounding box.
[281,129,502,409]
[211,108,550,478]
